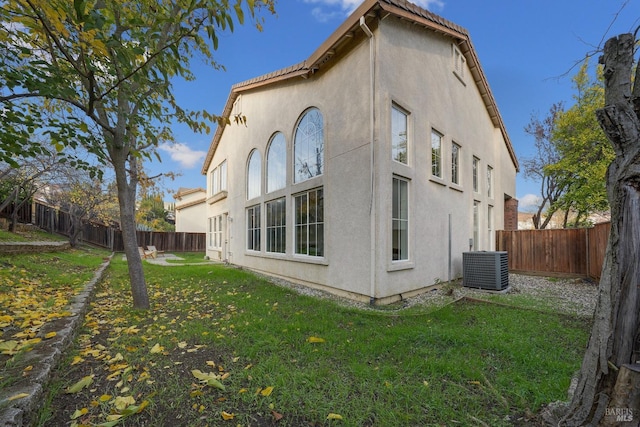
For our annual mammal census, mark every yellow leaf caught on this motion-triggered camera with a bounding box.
[423,380,429,387]
[0,340,19,354]
[44,331,57,339]
[113,395,135,411]
[468,380,481,386]
[66,375,94,393]
[190,390,203,397]
[307,336,325,343]
[8,392,29,401]
[177,341,188,349]
[149,343,164,354]
[206,360,216,367]
[260,386,274,396]
[70,407,88,419]
[71,356,84,365]
[221,411,235,420]
[238,388,248,393]
[327,413,343,420]
[99,394,112,402]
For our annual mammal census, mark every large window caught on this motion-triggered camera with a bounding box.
[267,133,286,193]
[431,129,442,178]
[472,156,479,193]
[487,165,493,198]
[295,188,324,257]
[294,108,324,183]
[392,177,409,261]
[266,198,286,253]
[451,142,460,185]
[391,105,408,164]
[210,160,227,196]
[209,215,222,249]
[247,150,261,200]
[246,205,261,251]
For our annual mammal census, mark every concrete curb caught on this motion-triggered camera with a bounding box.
[0,253,113,427]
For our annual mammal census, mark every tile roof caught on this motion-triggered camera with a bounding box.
[202,0,518,173]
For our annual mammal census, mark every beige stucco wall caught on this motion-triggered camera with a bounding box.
[204,15,517,302]
[175,189,207,233]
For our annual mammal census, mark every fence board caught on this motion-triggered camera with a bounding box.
[30,201,205,252]
[496,223,609,281]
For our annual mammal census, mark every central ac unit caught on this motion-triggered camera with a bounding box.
[463,251,509,290]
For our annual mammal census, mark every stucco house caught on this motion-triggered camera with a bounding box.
[174,187,207,233]
[202,0,519,303]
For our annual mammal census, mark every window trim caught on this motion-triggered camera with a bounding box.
[391,176,410,263]
[293,108,324,184]
[246,204,261,252]
[391,103,409,165]
[452,43,466,84]
[247,149,262,201]
[267,132,287,193]
[472,156,480,193]
[294,187,324,258]
[451,142,461,186]
[431,129,443,179]
[266,197,286,254]
[487,165,494,199]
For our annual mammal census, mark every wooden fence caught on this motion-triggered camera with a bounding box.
[32,201,205,252]
[496,222,610,281]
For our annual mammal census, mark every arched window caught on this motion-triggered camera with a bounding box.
[267,132,286,193]
[247,149,261,200]
[294,108,324,183]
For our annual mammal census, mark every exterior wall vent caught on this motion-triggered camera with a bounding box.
[462,251,509,290]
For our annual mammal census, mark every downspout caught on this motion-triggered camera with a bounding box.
[360,16,377,305]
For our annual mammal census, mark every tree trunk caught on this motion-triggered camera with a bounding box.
[110,143,150,310]
[560,33,640,426]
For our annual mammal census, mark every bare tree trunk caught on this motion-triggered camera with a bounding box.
[560,33,640,426]
[110,141,150,310]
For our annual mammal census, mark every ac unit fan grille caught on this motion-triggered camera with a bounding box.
[462,251,508,290]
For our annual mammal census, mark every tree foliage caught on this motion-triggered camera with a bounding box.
[523,61,613,229]
[0,0,275,309]
[548,61,613,226]
[522,103,566,229]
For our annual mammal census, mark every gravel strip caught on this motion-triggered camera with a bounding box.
[264,273,599,318]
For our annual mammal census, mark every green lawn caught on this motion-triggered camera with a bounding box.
[29,256,590,427]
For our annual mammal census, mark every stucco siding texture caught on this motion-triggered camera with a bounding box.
[204,10,517,302]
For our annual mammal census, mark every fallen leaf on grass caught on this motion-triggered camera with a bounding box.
[272,410,284,421]
[0,340,19,355]
[8,392,29,401]
[66,375,94,393]
[327,413,343,420]
[149,343,164,354]
[44,331,57,339]
[307,336,325,343]
[221,411,235,420]
[191,369,225,390]
[70,407,88,420]
[260,386,274,396]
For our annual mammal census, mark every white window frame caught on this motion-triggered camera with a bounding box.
[266,198,286,254]
[431,129,443,178]
[472,157,479,193]
[452,43,466,81]
[392,176,409,262]
[451,142,460,185]
[246,204,261,252]
[487,165,493,198]
[294,108,324,184]
[294,188,324,257]
[247,149,262,200]
[391,104,408,164]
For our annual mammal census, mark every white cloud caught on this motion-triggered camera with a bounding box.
[158,143,206,169]
[518,193,542,212]
[303,0,445,21]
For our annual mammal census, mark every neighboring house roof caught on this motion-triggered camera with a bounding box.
[202,0,519,174]
[174,187,206,200]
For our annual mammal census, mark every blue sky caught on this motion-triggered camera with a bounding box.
[150,0,640,211]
